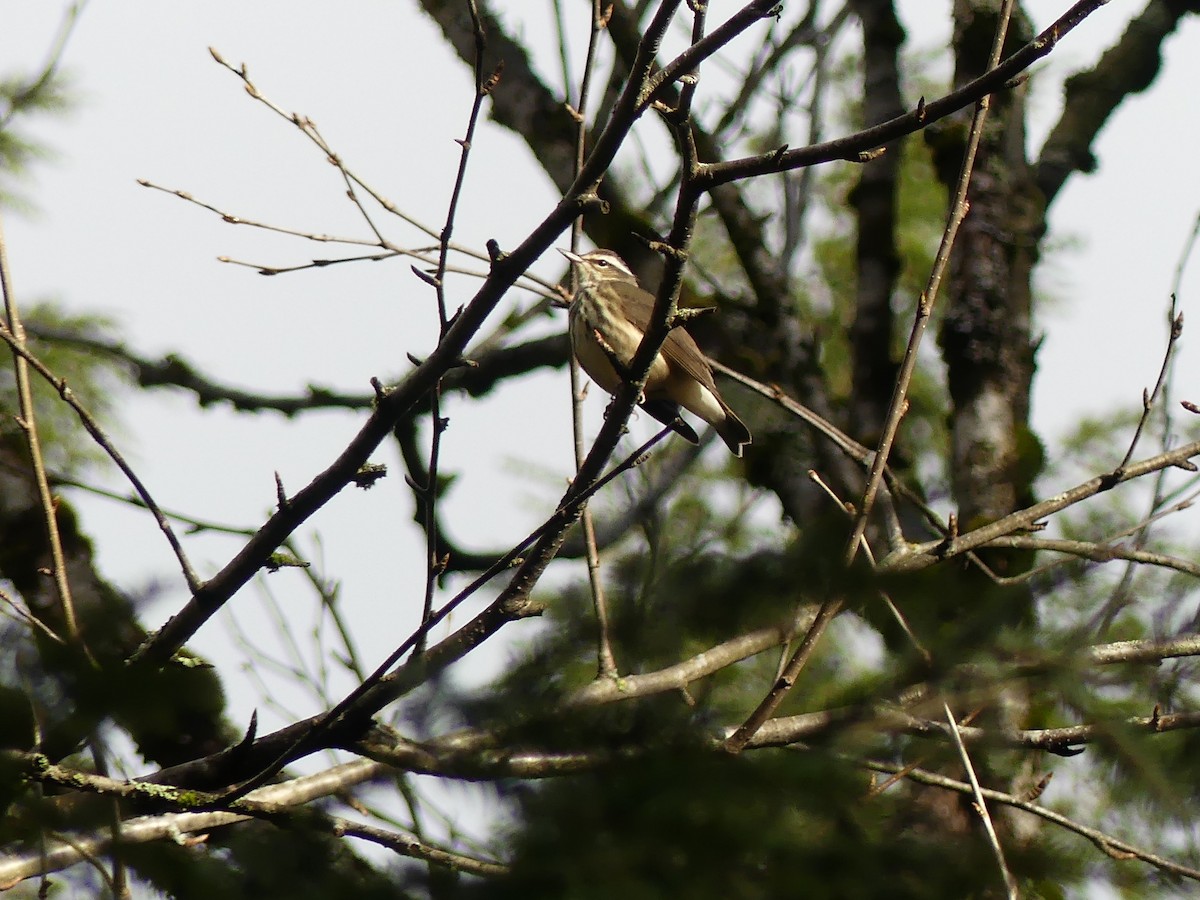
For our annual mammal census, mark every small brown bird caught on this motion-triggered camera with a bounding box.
[560,248,752,456]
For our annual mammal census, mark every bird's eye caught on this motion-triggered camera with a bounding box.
[595,260,608,268]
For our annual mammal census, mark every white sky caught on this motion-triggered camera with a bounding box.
[2,3,1199,866]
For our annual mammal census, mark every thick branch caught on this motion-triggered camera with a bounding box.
[847,0,906,440]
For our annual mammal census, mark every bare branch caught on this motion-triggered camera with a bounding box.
[0,212,86,650]
[700,0,1113,188]
[0,756,502,885]
[859,755,1200,883]
[0,320,203,593]
[883,438,1200,574]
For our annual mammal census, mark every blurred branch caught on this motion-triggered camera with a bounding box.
[1086,633,1200,665]
[1035,0,1200,205]
[981,534,1200,579]
[0,2,83,123]
[942,698,1018,900]
[0,211,86,651]
[1,756,504,886]
[883,437,1200,574]
[742,704,1200,754]
[359,680,1200,777]
[859,755,1200,882]
[26,322,568,415]
[726,0,1020,745]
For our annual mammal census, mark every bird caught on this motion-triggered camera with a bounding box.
[559,247,752,457]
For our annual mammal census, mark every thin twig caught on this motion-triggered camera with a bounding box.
[413,1,494,653]
[214,427,675,803]
[3,757,505,884]
[139,178,564,295]
[569,0,619,679]
[1117,298,1182,472]
[135,0,763,672]
[857,755,1200,883]
[883,438,1200,575]
[0,320,203,593]
[1095,235,1196,632]
[845,0,1017,566]
[206,47,441,241]
[724,0,1026,756]
[0,210,87,653]
[943,700,1018,899]
[137,178,382,247]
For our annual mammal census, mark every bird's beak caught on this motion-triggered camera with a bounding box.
[558,248,584,264]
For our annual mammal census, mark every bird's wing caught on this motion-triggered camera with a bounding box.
[615,284,721,392]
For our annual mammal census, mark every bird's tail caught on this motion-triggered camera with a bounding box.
[715,408,752,457]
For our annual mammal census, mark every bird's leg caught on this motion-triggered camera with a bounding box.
[600,395,632,436]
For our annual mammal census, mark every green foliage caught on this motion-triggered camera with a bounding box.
[810,136,948,425]
[125,821,415,900]
[0,62,74,211]
[0,303,129,474]
[474,749,1057,900]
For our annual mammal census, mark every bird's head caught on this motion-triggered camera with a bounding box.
[558,248,639,290]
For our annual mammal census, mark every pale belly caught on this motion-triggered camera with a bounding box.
[570,303,669,395]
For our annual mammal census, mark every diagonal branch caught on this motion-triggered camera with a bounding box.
[699,0,1113,188]
[859,755,1200,882]
[1,756,504,885]
[883,438,1200,574]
